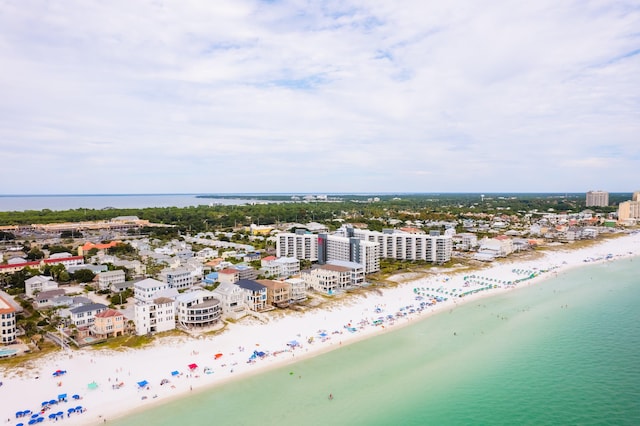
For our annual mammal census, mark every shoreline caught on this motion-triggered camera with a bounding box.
[2,233,639,425]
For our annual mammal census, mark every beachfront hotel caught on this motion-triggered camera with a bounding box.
[585,190,609,207]
[617,191,640,223]
[0,295,17,345]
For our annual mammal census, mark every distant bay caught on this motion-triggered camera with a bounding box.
[0,194,278,212]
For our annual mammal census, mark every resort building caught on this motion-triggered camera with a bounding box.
[211,281,247,320]
[257,279,291,308]
[134,278,169,303]
[158,267,194,291]
[61,303,108,328]
[337,226,453,265]
[585,190,609,207]
[92,309,126,338]
[175,290,221,329]
[0,295,17,345]
[276,230,318,261]
[318,233,380,273]
[97,270,126,291]
[236,279,268,312]
[25,276,58,298]
[134,297,176,335]
[261,256,300,279]
[618,200,640,222]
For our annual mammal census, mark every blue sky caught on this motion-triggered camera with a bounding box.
[0,0,638,194]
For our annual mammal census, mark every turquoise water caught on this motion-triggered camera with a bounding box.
[111,258,640,426]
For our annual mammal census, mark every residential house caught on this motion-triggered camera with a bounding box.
[0,295,17,345]
[234,264,258,281]
[257,279,291,308]
[134,278,169,303]
[134,297,176,335]
[284,277,307,303]
[61,303,108,328]
[92,309,126,338]
[218,269,240,285]
[175,290,221,329]
[211,281,247,320]
[261,256,300,279]
[158,267,194,290]
[25,276,58,298]
[236,280,268,312]
[97,270,126,290]
[301,264,352,295]
[34,289,66,309]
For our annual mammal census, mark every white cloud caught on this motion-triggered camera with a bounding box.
[0,0,638,194]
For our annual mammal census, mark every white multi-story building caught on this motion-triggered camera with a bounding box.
[301,264,353,295]
[212,281,247,320]
[134,297,176,335]
[0,295,17,345]
[318,233,380,273]
[284,277,307,303]
[175,290,221,328]
[261,256,300,279]
[586,190,609,207]
[134,278,169,303]
[97,270,126,290]
[276,231,318,260]
[25,276,58,298]
[158,267,194,290]
[338,226,453,264]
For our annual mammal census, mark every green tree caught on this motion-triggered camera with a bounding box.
[72,269,96,283]
[27,247,45,261]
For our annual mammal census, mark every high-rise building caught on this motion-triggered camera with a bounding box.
[585,190,609,207]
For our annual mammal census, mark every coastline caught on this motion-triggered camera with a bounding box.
[2,233,639,425]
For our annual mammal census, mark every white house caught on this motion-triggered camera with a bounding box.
[60,303,108,328]
[134,278,169,303]
[212,281,247,320]
[158,267,194,290]
[261,256,300,279]
[134,297,176,335]
[284,277,307,303]
[175,289,221,328]
[97,270,126,290]
[25,276,58,298]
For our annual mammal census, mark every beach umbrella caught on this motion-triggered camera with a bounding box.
[27,420,36,425]
[75,406,82,411]
[67,408,75,414]
[58,393,67,401]
[188,363,198,370]
[171,371,180,376]
[72,394,80,400]
[48,414,56,420]
[137,380,148,388]
[48,400,56,405]
[87,382,98,390]
[214,353,223,359]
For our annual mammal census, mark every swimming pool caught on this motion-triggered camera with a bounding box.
[0,348,18,358]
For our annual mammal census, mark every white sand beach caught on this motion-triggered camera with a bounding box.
[2,232,639,425]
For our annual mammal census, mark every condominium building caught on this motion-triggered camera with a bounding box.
[134,278,169,303]
[337,226,453,264]
[586,190,609,207]
[318,233,380,273]
[276,230,318,260]
[618,200,640,221]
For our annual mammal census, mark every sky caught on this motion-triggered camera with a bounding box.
[0,0,639,195]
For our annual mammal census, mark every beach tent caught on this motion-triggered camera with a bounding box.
[137,380,149,388]
[188,363,198,370]
[287,341,299,347]
[52,370,66,377]
[72,394,81,400]
[87,382,98,390]
[58,393,67,401]
[171,370,180,376]
[214,353,223,359]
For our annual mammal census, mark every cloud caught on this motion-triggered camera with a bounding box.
[0,0,638,194]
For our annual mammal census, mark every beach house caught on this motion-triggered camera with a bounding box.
[261,256,300,279]
[134,278,169,303]
[175,290,221,329]
[134,297,176,335]
[34,289,66,309]
[158,267,194,290]
[218,268,240,284]
[211,281,247,320]
[284,277,307,303]
[0,295,17,345]
[92,309,126,338]
[97,270,126,290]
[236,280,268,312]
[61,303,108,328]
[256,279,291,308]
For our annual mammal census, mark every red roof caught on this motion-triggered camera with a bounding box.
[0,261,40,270]
[95,309,124,318]
[219,268,239,274]
[262,256,277,261]
[43,256,83,264]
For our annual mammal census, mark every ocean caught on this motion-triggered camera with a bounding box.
[109,257,640,426]
[0,194,274,212]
